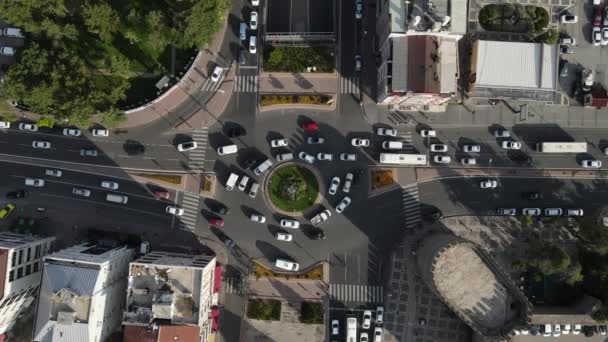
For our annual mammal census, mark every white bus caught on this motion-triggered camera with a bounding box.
[536,142,587,153]
[346,317,357,342]
[379,153,427,165]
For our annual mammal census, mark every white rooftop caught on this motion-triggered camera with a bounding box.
[475,41,557,90]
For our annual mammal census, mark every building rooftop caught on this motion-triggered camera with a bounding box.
[390,0,464,34]
[158,325,200,342]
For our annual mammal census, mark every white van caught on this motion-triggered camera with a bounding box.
[238,175,249,191]
[382,141,404,150]
[226,173,239,191]
[106,193,128,204]
[239,22,247,40]
[249,182,259,198]
[253,159,273,175]
[217,144,238,155]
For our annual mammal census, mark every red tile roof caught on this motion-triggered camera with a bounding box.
[158,325,200,342]
[123,325,158,342]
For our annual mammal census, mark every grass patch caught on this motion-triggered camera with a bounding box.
[371,169,395,190]
[136,174,182,185]
[202,175,214,193]
[300,302,324,324]
[478,4,549,33]
[264,46,334,72]
[247,298,281,321]
[267,165,319,212]
[260,95,332,106]
[251,260,323,280]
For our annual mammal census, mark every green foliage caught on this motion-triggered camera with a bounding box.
[478,4,549,33]
[565,262,584,285]
[511,259,528,273]
[527,241,570,275]
[264,46,335,73]
[519,214,533,225]
[300,302,324,324]
[99,108,127,128]
[36,116,55,128]
[82,3,120,43]
[0,111,17,123]
[535,29,560,45]
[183,0,228,49]
[268,165,319,212]
[247,299,281,321]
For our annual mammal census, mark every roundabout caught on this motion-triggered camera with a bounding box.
[265,162,323,216]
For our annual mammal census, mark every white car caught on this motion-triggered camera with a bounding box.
[331,320,339,335]
[461,158,476,165]
[343,173,353,193]
[276,232,293,241]
[373,327,382,342]
[433,155,451,164]
[430,144,447,152]
[335,196,352,213]
[249,36,257,54]
[582,159,602,168]
[275,259,299,271]
[92,128,109,137]
[45,169,62,177]
[560,37,576,46]
[166,206,184,216]
[63,128,81,137]
[593,26,603,46]
[276,153,293,161]
[360,332,369,342]
[340,153,357,161]
[252,0,259,6]
[355,55,362,71]
[502,141,522,150]
[545,208,563,216]
[573,324,582,335]
[0,121,10,129]
[210,66,223,82]
[25,178,45,187]
[553,324,561,337]
[307,136,324,144]
[328,177,340,195]
[420,130,436,137]
[480,179,497,188]
[32,141,51,149]
[522,208,541,216]
[362,310,372,329]
[560,14,578,23]
[566,208,584,216]
[101,181,119,190]
[376,127,397,137]
[496,208,517,216]
[250,11,258,30]
[80,149,98,157]
[376,306,384,324]
[250,213,266,223]
[493,129,510,138]
[298,151,315,164]
[238,176,249,191]
[317,153,333,161]
[351,138,370,147]
[603,27,608,46]
[355,0,363,19]
[72,188,91,197]
[280,219,300,229]
[18,123,38,132]
[270,138,288,147]
[463,145,481,153]
[177,141,198,152]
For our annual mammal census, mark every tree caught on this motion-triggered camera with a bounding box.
[527,241,570,275]
[183,0,228,49]
[535,29,559,45]
[82,2,120,43]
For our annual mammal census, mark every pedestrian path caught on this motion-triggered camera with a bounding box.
[177,192,200,231]
[223,276,245,295]
[187,128,208,172]
[402,184,421,229]
[329,283,383,304]
[234,75,258,93]
[200,78,223,93]
[339,75,358,94]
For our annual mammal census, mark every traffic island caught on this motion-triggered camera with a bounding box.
[265,163,323,216]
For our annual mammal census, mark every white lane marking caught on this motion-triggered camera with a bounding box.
[39,193,170,219]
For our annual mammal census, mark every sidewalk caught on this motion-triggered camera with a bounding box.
[415,166,608,182]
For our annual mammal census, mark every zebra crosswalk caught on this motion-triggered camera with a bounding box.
[402,184,421,229]
[200,78,223,93]
[177,192,201,231]
[187,128,208,172]
[339,75,359,94]
[329,283,383,304]
[233,75,258,93]
[223,276,245,295]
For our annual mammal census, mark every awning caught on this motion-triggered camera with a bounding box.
[213,266,222,293]
[211,308,220,332]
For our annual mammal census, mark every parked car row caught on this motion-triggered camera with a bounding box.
[0,122,109,137]
[591,5,608,46]
[496,207,584,217]
[332,307,384,342]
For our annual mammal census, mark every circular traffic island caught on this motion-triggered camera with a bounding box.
[266,163,321,216]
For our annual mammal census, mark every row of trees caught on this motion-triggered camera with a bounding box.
[0,0,227,126]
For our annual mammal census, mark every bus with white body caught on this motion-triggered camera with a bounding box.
[536,142,587,153]
[346,317,357,342]
[379,153,427,165]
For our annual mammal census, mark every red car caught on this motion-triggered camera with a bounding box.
[594,6,603,26]
[300,122,319,131]
[209,218,225,227]
[154,191,170,200]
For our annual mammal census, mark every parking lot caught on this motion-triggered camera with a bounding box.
[558,2,608,104]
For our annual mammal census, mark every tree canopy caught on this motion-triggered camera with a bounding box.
[527,241,570,275]
[0,0,227,126]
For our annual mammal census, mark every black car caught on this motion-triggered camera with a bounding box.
[212,203,230,215]
[242,158,256,170]
[523,192,542,200]
[6,190,27,199]
[310,229,326,240]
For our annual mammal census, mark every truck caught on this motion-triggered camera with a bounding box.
[346,317,357,342]
[379,153,427,165]
[536,142,587,153]
[310,209,331,227]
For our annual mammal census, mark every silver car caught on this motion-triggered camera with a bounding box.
[317,153,333,161]
[298,151,315,164]
[335,196,352,213]
[343,173,354,193]
[276,153,293,162]
[63,128,82,137]
[463,145,481,153]
[340,153,357,161]
[328,177,340,195]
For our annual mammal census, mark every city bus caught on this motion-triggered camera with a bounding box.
[379,153,427,165]
[536,142,587,153]
[346,317,357,342]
